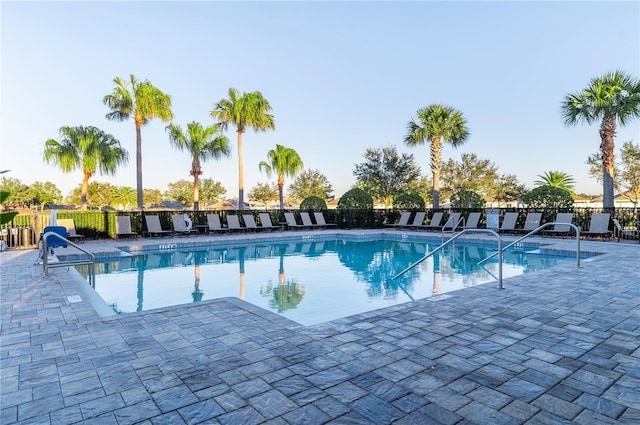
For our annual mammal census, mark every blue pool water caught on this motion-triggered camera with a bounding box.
[81,236,585,325]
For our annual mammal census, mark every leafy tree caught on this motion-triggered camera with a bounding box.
[338,188,373,209]
[522,186,574,209]
[112,186,136,210]
[248,182,279,207]
[259,144,304,210]
[143,188,164,207]
[300,196,327,210]
[404,104,470,208]
[491,174,527,205]
[164,180,193,206]
[211,88,275,210]
[450,190,486,209]
[587,141,640,207]
[66,181,116,209]
[534,171,575,192]
[393,193,425,209]
[405,175,433,205]
[199,178,227,206]
[353,146,421,208]
[43,126,128,210]
[0,171,18,225]
[28,181,62,209]
[288,169,333,201]
[561,70,640,208]
[0,177,30,208]
[440,153,498,199]
[104,74,173,210]
[166,121,231,211]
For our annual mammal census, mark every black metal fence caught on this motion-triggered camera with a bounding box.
[1,207,638,250]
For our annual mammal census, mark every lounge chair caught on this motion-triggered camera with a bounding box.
[145,215,175,237]
[542,213,574,237]
[385,211,412,228]
[513,212,542,234]
[171,214,198,236]
[441,212,462,232]
[206,213,230,234]
[418,212,444,231]
[313,212,338,229]
[612,218,639,242]
[580,213,612,239]
[226,215,247,232]
[284,212,306,230]
[405,212,426,230]
[463,212,481,229]
[242,214,260,232]
[115,216,139,240]
[258,213,283,232]
[497,212,519,234]
[300,212,323,229]
[57,218,85,243]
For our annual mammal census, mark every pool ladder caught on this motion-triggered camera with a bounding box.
[40,231,95,287]
[389,223,582,289]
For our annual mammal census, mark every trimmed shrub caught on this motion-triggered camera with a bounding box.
[393,193,425,209]
[450,190,486,209]
[338,188,373,209]
[299,196,327,211]
[522,186,573,209]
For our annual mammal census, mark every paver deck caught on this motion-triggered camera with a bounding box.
[1,230,639,424]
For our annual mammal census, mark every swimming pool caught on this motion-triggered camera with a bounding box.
[77,235,588,325]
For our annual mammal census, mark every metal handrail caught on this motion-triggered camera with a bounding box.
[478,222,581,268]
[41,231,95,287]
[389,228,505,289]
[441,216,466,241]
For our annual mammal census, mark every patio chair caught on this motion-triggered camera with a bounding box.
[226,215,247,232]
[417,212,444,231]
[513,212,542,234]
[313,212,338,229]
[385,211,412,228]
[242,214,260,232]
[542,213,574,237]
[284,212,306,230]
[405,211,427,230]
[580,213,612,239]
[612,218,639,242]
[258,213,283,232]
[171,214,198,236]
[300,212,323,229]
[463,212,481,230]
[497,212,519,234]
[56,218,85,243]
[206,213,230,234]
[115,216,139,240]
[441,212,463,232]
[145,215,175,237]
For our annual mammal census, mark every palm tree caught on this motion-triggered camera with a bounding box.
[259,144,304,210]
[403,104,470,208]
[43,126,128,210]
[211,88,275,210]
[561,70,640,209]
[112,186,136,210]
[166,122,231,211]
[534,171,576,192]
[103,74,173,210]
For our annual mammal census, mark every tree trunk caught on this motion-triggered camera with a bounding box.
[600,115,616,209]
[192,158,201,212]
[430,136,443,209]
[135,122,144,211]
[237,130,244,210]
[278,173,285,210]
[80,171,91,210]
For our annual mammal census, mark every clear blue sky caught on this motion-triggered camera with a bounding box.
[2,1,639,200]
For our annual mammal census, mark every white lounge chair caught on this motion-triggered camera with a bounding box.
[145,215,175,237]
[313,212,337,229]
[514,212,542,234]
[542,213,574,237]
[463,212,481,229]
[115,216,139,240]
[258,213,282,232]
[226,215,247,232]
[418,212,443,231]
[580,213,612,239]
[57,218,85,243]
[497,212,519,234]
[242,214,260,232]
[300,212,323,229]
[385,212,412,228]
[171,214,198,235]
[405,212,427,230]
[441,212,462,232]
[206,214,230,234]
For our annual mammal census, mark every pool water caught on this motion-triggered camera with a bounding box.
[80,238,582,325]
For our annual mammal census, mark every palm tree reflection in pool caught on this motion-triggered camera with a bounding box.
[261,245,305,313]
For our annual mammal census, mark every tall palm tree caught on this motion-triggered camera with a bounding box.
[103,74,173,210]
[561,70,640,209]
[403,104,470,208]
[166,122,231,211]
[43,126,128,210]
[259,144,304,210]
[112,186,136,210]
[211,88,275,210]
[534,171,576,192]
